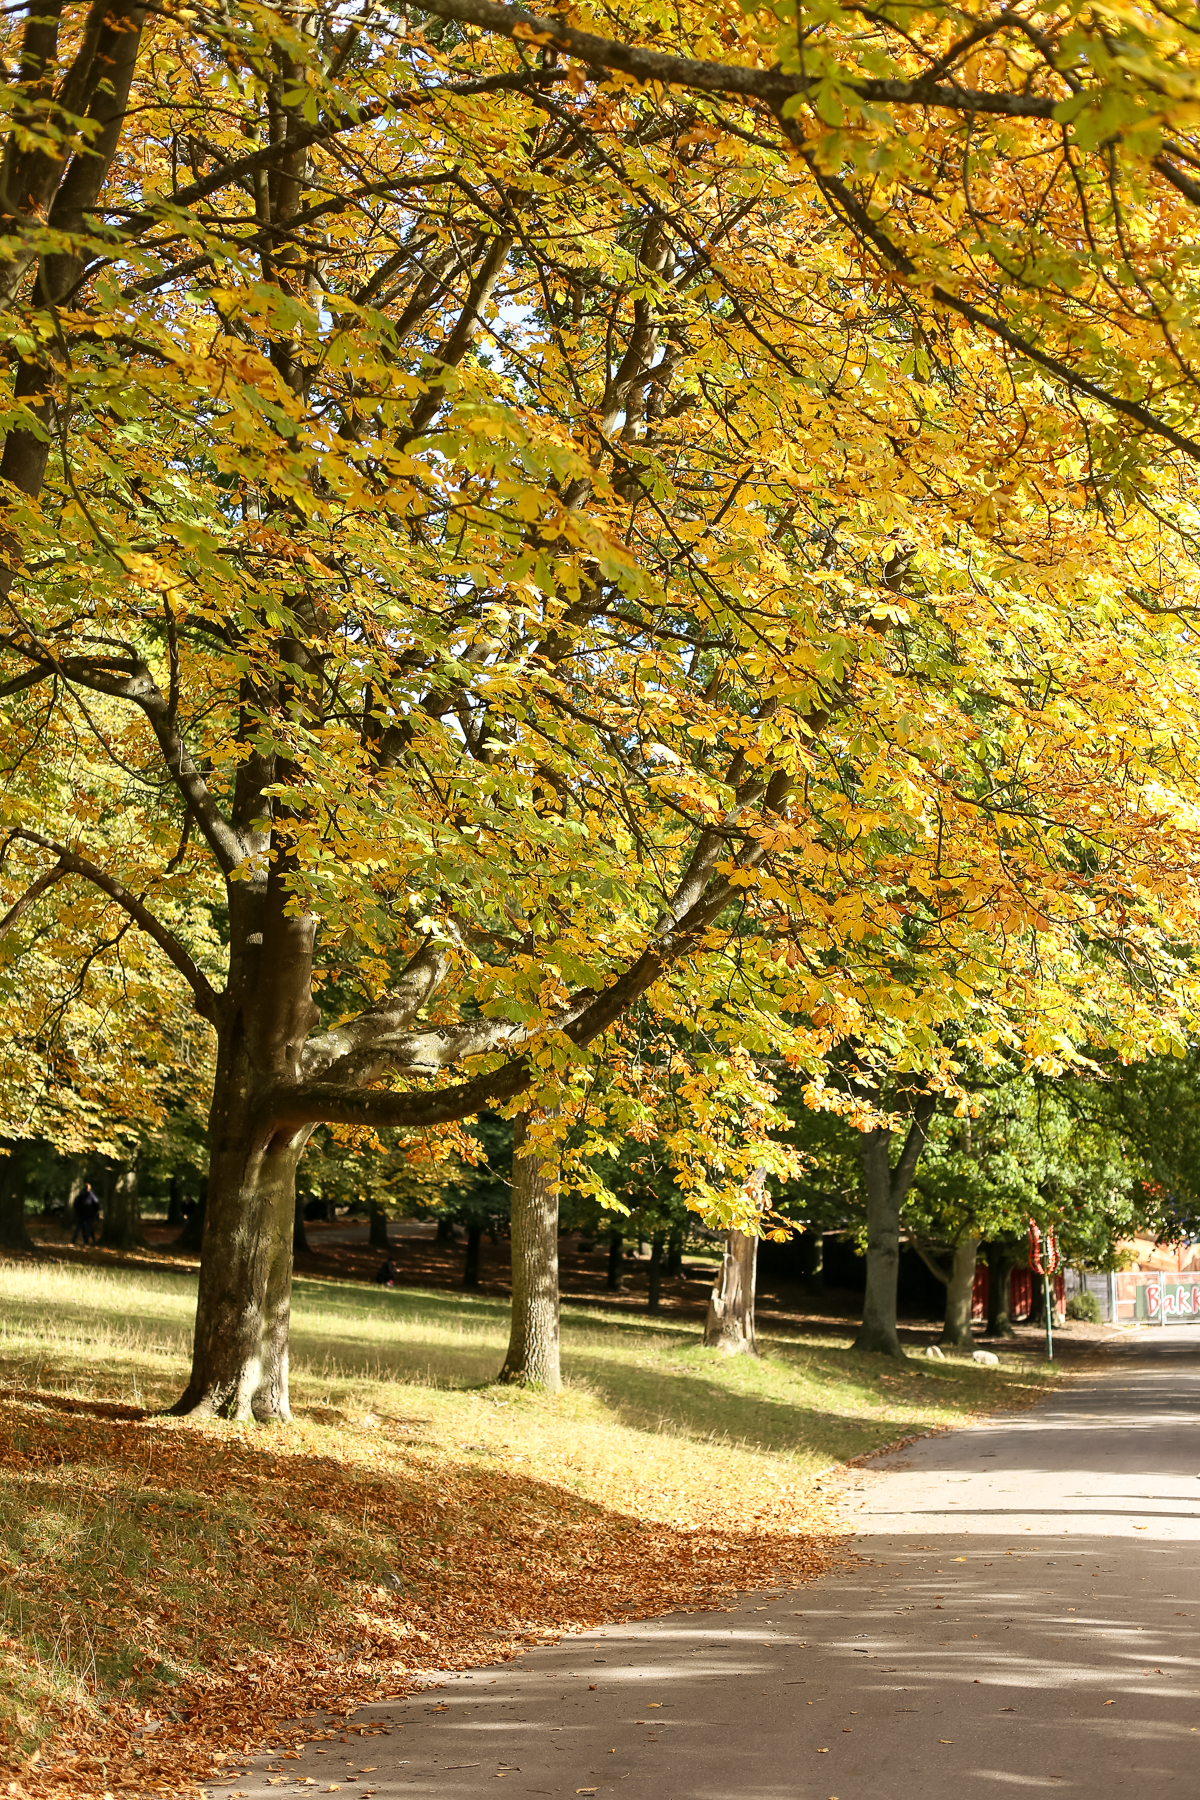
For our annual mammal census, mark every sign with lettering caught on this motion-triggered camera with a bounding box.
[1136,1279,1200,1322]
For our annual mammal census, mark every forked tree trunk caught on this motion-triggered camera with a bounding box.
[369,1202,390,1250]
[852,1093,937,1358]
[464,1224,483,1288]
[647,1232,664,1312]
[986,1243,1017,1337]
[704,1230,758,1354]
[499,1113,561,1390]
[175,1118,306,1420]
[101,1164,145,1250]
[940,1236,981,1348]
[171,870,320,1421]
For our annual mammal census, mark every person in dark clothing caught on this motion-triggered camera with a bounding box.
[72,1183,101,1246]
[374,1258,399,1288]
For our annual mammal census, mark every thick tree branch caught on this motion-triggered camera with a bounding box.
[0,829,221,1024]
[412,0,1064,118]
[8,654,244,875]
[0,858,69,939]
[892,1093,938,1199]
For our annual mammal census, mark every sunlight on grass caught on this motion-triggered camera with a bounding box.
[0,1259,1059,1531]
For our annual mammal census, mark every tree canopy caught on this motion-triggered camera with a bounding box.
[3,0,1200,1410]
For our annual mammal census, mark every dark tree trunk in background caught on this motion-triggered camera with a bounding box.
[176,1181,206,1252]
[464,1224,483,1288]
[499,1113,561,1390]
[167,1176,186,1229]
[293,1190,311,1256]
[607,1231,624,1291]
[101,1164,145,1250]
[852,1092,937,1357]
[799,1227,824,1295]
[1027,1273,1061,1328]
[986,1243,1017,1337]
[647,1232,665,1312]
[369,1202,389,1250]
[666,1226,684,1278]
[0,1144,31,1250]
[940,1236,981,1348]
[436,1216,456,1242]
[704,1229,758,1354]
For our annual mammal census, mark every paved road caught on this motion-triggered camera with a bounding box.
[235,1327,1200,1799]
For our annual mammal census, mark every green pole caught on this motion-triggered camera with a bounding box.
[1044,1272,1054,1361]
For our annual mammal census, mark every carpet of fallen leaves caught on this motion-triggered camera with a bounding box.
[0,1389,843,1800]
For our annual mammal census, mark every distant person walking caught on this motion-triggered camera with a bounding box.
[72,1183,100,1246]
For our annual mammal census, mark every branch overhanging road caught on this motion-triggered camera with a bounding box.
[231,1328,1200,1799]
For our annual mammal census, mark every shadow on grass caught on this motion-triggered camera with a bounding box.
[0,1385,840,1790]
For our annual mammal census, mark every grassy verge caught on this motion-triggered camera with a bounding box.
[0,1258,1060,1799]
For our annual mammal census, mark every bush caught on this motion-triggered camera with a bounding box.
[1066,1291,1102,1323]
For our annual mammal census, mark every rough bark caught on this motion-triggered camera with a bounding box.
[0,1145,31,1250]
[101,1164,145,1251]
[986,1243,1017,1337]
[647,1232,664,1312]
[607,1230,624,1291]
[703,1229,758,1354]
[940,1236,981,1348]
[499,1113,561,1390]
[464,1224,483,1288]
[852,1093,937,1357]
[369,1202,390,1250]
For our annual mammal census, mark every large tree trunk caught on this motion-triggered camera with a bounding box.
[986,1243,1017,1337]
[852,1093,937,1357]
[175,1114,305,1420]
[0,1144,31,1250]
[703,1230,758,1354]
[499,1113,561,1391]
[940,1236,981,1348]
[101,1164,145,1250]
[172,862,320,1421]
[369,1202,390,1250]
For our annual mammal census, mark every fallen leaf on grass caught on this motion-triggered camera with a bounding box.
[0,1388,841,1800]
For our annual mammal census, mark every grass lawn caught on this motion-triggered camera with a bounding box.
[0,1257,1061,1798]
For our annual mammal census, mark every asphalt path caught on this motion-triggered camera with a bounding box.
[232,1326,1200,1800]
